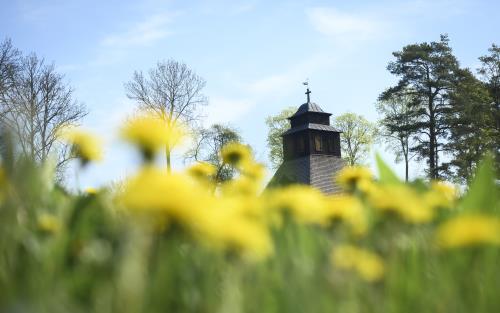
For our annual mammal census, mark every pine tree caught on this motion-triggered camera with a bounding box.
[445,68,494,182]
[380,35,460,179]
[477,44,500,169]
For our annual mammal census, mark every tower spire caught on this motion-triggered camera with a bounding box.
[303,80,311,103]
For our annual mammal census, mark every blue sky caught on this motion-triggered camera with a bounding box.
[1,0,499,189]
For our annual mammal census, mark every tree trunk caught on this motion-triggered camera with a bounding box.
[428,99,437,179]
[404,154,409,182]
[166,146,171,173]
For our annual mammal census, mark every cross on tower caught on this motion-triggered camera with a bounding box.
[303,81,311,103]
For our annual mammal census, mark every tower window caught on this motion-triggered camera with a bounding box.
[327,137,334,152]
[314,135,323,152]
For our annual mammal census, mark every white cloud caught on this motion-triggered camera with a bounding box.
[306,7,386,41]
[100,13,173,47]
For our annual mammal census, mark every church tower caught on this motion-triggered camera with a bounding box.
[268,85,345,194]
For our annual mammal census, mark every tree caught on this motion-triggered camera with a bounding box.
[265,106,296,169]
[185,124,242,183]
[380,34,460,179]
[0,42,86,173]
[0,39,20,98]
[477,43,500,168]
[376,92,419,181]
[333,113,377,166]
[125,59,207,172]
[445,68,496,182]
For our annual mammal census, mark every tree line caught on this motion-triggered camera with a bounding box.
[2,35,498,186]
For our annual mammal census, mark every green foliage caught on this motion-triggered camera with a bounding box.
[375,153,401,184]
[477,44,500,170]
[460,155,500,214]
[265,107,296,170]
[186,124,242,183]
[333,113,377,166]
[376,90,419,181]
[445,68,496,182]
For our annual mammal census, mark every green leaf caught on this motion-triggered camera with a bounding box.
[375,153,401,184]
[460,155,499,213]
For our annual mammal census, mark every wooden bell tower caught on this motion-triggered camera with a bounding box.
[268,84,345,194]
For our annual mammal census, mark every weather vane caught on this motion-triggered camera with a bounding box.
[303,79,311,103]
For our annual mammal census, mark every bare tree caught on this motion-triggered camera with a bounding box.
[0,39,20,105]
[0,48,87,173]
[125,59,207,172]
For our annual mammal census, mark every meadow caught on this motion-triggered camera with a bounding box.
[0,116,499,313]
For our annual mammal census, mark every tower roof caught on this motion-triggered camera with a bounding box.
[289,102,331,119]
[281,123,340,136]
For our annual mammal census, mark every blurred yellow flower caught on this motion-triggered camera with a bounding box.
[336,167,373,191]
[221,176,261,197]
[240,159,266,182]
[221,143,251,166]
[326,195,368,236]
[367,184,435,224]
[118,166,207,229]
[425,181,457,209]
[85,187,98,195]
[266,185,329,226]
[37,213,61,234]
[199,202,273,261]
[121,115,184,160]
[187,162,216,179]
[436,214,500,248]
[60,128,103,163]
[331,245,385,282]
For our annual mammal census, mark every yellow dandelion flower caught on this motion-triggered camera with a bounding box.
[221,143,251,166]
[121,115,184,160]
[85,187,98,195]
[356,178,378,195]
[37,213,61,234]
[197,197,272,261]
[187,162,216,178]
[240,160,266,182]
[266,185,329,226]
[331,245,385,282]
[60,128,103,164]
[118,166,207,229]
[367,184,435,224]
[436,214,500,248]
[326,195,368,236]
[220,176,262,197]
[425,181,456,209]
[336,167,373,191]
